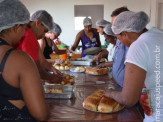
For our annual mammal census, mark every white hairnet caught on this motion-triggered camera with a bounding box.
[30,10,53,31]
[0,0,30,32]
[112,11,149,34]
[52,23,62,34]
[104,24,115,36]
[96,19,111,27]
[83,17,92,26]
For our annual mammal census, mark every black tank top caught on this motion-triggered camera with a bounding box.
[43,38,53,59]
[0,38,23,100]
[0,38,36,121]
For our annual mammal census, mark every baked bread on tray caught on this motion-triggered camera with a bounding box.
[83,90,123,113]
[85,67,108,75]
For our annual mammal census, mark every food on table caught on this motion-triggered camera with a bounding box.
[85,67,108,75]
[75,66,86,72]
[55,61,73,70]
[83,90,104,111]
[45,88,63,93]
[98,96,121,112]
[83,90,123,113]
[45,73,75,85]
[61,74,75,85]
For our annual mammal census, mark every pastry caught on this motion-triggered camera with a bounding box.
[75,67,80,72]
[83,95,101,111]
[61,74,75,85]
[86,67,108,75]
[45,88,62,93]
[74,66,86,72]
[55,61,73,70]
[55,64,60,70]
[98,97,118,112]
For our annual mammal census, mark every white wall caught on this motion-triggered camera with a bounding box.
[20,0,155,46]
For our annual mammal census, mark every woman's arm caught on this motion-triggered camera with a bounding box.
[97,61,113,68]
[92,49,108,62]
[94,28,101,47]
[104,62,146,106]
[15,51,49,121]
[38,38,45,53]
[71,31,82,51]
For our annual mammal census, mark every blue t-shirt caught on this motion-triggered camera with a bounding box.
[112,39,128,87]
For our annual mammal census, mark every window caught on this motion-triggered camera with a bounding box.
[74,5,104,30]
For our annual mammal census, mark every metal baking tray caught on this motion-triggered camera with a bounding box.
[44,91,73,99]
[43,84,74,99]
[69,58,92,66]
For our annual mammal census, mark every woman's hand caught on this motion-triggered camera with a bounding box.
[67,50,74,54]
[55,59,64,64]
[51,67,63,77]
[97,63,106,68]
[92,54,101,63]
[103,89,114,98]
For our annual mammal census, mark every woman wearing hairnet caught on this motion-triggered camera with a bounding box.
[0,0,48,121]
[95,24,117,68]
[92,24,116,63]
[96,19,110,35]
[91,19,111,63]
[104,11,163,122]
[71,17,101,58]
[14,9,63,84]
[38,23,66,64]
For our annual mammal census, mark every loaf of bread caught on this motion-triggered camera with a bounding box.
[83,89,123,113]
[98,96,118,112]
[83,95,101,111]
[86,67,108,75]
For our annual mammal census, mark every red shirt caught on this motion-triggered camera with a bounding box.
[14,26,39,61]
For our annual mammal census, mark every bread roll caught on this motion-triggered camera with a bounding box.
[83,95,101,111]
[83,89,123,113]
[91,89,104,97]
[75,67,80,72]
[79,67,85,72]
[45,88,63,93]
[65,65,70,70]
[98,97,118,112]
[55,64,60,69]
[60,65,64,70]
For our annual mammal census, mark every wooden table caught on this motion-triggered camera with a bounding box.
[45,71,144,122]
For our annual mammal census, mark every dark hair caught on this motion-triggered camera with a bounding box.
[111,6,129,17]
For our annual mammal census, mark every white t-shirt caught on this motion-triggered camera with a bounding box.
[107,43,116,61]
[125,28,163,122]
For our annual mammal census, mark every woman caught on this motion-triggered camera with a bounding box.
[104,11,163,122]
[38,24,67,64]
[93,24,116,66]
[96,19,110,35]
[0,0,48,121]
[71,17,101,58]
[91,19,110,63]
